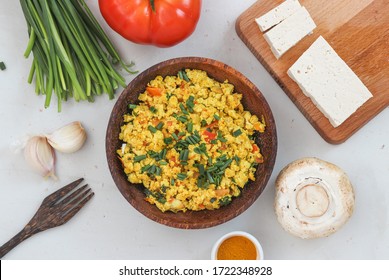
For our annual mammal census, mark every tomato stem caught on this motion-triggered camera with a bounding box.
[150,0,156,12]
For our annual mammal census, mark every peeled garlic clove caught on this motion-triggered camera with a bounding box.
[46,121,87,153]
[24,136,56,179]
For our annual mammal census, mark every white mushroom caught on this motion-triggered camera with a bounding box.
[274,157,355,239]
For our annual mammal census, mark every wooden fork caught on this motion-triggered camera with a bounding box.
[0,178,94,258]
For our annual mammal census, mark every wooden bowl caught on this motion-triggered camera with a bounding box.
[106,57,277,229]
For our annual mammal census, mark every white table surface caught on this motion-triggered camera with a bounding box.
[0,0,388,260]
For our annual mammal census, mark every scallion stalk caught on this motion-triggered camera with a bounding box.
[134,155,147,162]
[19,0,136,111]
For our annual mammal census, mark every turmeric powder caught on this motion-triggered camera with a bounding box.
[217,236,257,260]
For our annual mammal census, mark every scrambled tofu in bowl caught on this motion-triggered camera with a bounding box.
[117,69,266,212]
[106,57,277,229]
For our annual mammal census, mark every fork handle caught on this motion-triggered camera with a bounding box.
[0,227,37,258]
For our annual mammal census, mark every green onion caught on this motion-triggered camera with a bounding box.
[217,131,227,142]
[219,159,233,170]
[186,135,200,145]
[148,150,159,158]
[149,165,156,174]
[181,70,190,82]
[233,129,242,137]
[172,132,179,141]
[206,172,215,184]
[159,160,168,165]
[186,96,195,112]
[179,103,189,115]
[166,92,174,100]
[176,115,188,123]
[178,70,183,80]
[0,62,6,71]
[179,150,185,160]
[164,137,173,145]
[177,173,187,180]
[141,164,151,173]
[214,175,221,186]
[128,104,137,110]
[187,122,193,133]
[134,155,146,162]
[186,136,194,145]
[178,131,186,137]
[19,0,136,111]
[155,122,164,130]
[186,95,195,106]
[161,185,168,193]
[201,120,207,127]
[214,114,220,121]
[160,148,167,159]
[217,154,227,162]
[219,196,232,206]
[149,106,157,113]
[179,149,189,162]
[148,125,157,133]
[170,178,175,185]
[192,133,201,142]
[207,166,218,172]
[178,70,190,82]
[196,164,205,175]
[197,176,210,189]
[182,149,189,161]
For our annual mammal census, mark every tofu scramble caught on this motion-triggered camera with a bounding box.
[118,69,266,212]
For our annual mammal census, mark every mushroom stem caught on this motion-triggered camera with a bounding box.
[296,183,329,218]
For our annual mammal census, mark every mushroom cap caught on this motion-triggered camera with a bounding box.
[275,157,355,239]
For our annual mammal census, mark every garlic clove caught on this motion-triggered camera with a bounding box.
[24,136,56,179]
[46,121,87,153]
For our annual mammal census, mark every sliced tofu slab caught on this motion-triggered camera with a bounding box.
[288,36,373,127]
[255,0,302,32]
[263,6,316,59]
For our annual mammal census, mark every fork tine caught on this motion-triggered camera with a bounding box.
[42,178,84,206]
[58,187,92,213]
[56,184,89,206]
[61,191,95,224]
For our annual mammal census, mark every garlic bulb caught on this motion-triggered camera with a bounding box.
[46,121,87,153]
[24,136,56,179]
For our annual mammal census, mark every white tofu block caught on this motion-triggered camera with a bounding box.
[288,36,373,127]
[255,0,302,32]
[263,6,316,59]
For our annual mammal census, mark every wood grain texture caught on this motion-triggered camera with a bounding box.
[236,0,389,144]
[106,57,277,229]
[0,179,94,258]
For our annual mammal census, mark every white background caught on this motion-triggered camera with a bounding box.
[0,0,388,260]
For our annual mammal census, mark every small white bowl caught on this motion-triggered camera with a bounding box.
[211,231,264,260]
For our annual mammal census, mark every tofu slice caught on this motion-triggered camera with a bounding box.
[263,6,316,59]
[255,0,302,32]
[287,36,373,127]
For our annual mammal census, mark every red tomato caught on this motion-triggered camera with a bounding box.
[99,0,202,47]
[202,130,217,142]
[146,86,163,96]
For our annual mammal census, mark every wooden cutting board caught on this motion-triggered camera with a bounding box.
[236,0,389,144]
